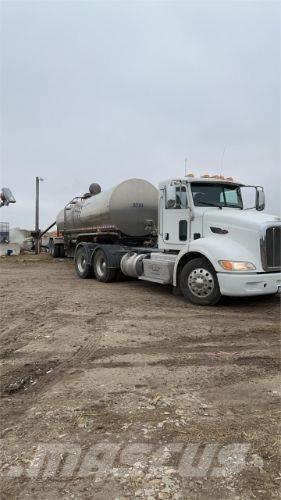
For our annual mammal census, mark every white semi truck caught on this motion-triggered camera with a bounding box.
[50,175,281,305]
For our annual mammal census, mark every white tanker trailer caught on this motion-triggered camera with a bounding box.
[49,175,281,306]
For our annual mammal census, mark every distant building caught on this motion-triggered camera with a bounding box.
[0,222,9,243]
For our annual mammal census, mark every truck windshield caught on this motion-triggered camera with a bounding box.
[191,183,243,209]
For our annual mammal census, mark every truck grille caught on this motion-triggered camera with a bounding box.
[262,226,281,271]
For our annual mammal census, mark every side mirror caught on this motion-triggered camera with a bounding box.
[256,188,265,211]
[165,185,177,209]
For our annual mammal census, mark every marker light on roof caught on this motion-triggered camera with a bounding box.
[198,174,235,181]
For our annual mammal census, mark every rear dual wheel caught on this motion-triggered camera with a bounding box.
[75,247,94,278]
[75,247,118,282]
[50,241,65,258]
[93,249,118,282]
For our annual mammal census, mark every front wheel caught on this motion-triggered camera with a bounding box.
[180,257,221,306]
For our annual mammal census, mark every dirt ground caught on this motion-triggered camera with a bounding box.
[0,254,280,499]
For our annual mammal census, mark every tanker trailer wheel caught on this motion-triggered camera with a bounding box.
[49,239,54,256]
[179,257,221,306]
[59,245,65,258]
[75,247,94,279]
[49,240,60,258]
[93,249,118,283]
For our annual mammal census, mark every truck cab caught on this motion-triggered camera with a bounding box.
[121,175,281,305]
[159,176,263,250]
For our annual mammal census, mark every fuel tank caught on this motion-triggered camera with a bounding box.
[56,178,158,238]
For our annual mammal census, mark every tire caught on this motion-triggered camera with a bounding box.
[51,242,60,258]
[179,257,221,306]
[93,249,118,282]
[59,245,65,258]
[75,247,94,279]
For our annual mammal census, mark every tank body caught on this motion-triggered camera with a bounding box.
[56,179,158,238]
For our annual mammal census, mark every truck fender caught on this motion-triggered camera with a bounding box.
[89,244,127,269]
[92,245,127,268]
[173,236,257,286]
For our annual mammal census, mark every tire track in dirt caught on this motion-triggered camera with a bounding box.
[1,313,110,396]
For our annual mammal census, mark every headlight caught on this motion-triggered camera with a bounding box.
[218,260,256,271]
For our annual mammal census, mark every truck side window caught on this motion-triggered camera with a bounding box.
[166,186,188,209]
[176,186,188,209]
[165,186,188,210]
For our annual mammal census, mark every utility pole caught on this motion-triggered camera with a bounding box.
[35,176,43,254]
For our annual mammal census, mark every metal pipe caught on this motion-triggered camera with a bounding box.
[35,177,40,254]
[35,176,44,254]
[39,221,56,239]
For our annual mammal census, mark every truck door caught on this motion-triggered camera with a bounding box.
[160,184,189,249]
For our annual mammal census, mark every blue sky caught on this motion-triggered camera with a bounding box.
[0,0,280,228]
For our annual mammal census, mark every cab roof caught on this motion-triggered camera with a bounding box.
[159,176,244,187]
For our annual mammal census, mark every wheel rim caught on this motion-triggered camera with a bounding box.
[77,253,87,274]
[95,253,107,278]
[188,268,214,298]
